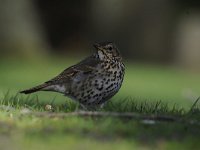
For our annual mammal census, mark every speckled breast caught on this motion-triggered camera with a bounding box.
[68,60,125,106]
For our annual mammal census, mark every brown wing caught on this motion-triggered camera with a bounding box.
[46,55,100,84]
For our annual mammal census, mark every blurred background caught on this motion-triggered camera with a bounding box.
[1,0,200,108]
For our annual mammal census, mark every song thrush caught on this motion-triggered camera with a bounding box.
[20,42,125,108]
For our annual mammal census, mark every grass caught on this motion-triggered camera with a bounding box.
[1,58,200,108]
[0,94,200,150]
[0,58,200,149]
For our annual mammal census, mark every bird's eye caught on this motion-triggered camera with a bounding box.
[108,46,112,50]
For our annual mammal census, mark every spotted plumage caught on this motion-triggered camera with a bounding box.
[20,42,125,108]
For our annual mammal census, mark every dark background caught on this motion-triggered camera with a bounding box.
[1,0,200,68]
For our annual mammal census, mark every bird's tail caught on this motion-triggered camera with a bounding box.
[20,83,48,94]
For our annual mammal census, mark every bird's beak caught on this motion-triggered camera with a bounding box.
[93,43,101,49]
[93,43,105,52]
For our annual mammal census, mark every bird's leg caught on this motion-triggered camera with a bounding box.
[74,103,89,111]
[100,103,106,109]
[98,101,108,110]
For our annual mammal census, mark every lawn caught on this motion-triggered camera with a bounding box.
[0,58,200,150]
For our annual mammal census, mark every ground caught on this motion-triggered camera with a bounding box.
[0,58,200,150]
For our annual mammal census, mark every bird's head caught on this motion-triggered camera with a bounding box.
[93,42,121,61]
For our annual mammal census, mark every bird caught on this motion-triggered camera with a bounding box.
[20,42,125,108]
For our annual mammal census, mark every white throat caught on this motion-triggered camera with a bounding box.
[98,50,105,60]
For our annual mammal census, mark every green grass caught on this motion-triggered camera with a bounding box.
[1,58,200,108]
[0,95,200,150]
[0,58,200,150]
